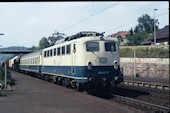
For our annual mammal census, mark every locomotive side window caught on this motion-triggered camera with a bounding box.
[62,46,65,55]
[54,48,56,56]
[66,45,71,54]
[105,42,116,52]
[44,51,46,57]
[57,47,60,55]
[86,42,99,52]
[50,49,53,57]
[47,50,49,57]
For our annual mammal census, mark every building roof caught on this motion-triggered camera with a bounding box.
[141,25,169,45]
[110,31,130,38]
[155,25,169,40]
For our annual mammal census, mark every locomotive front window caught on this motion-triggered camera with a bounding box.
[86,42,99,52]
[105,42,116,52]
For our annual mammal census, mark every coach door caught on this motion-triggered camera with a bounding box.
[71,43,76,74]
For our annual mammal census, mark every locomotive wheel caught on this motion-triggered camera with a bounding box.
[57,77,62,86]
[62,78,69,88]
[62,78,66,87]
[76,83,84,92]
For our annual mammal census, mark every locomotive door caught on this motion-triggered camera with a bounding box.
[71,43,76,74]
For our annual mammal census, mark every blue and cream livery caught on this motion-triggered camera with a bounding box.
[19,31,123,91]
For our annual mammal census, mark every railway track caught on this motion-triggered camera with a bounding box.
[123,80,169,91]
[88,86,169,113]
[111,94,170,113]
[117,84,169,100]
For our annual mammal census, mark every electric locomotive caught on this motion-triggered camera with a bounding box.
[19,31,123,92]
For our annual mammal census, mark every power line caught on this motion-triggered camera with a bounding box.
[105,21,138,32]
[56,2,93,31]
[156,12,169,17]
[90,1,120,17]
[90,1,94,16]
[105,12,169,34]
[106,4,152,25]
[61,1,120,32]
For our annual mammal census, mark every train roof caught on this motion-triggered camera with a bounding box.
[21,49,42,59]
[43,31,118,51]
[54,31,104,45]
[9,55,18,62]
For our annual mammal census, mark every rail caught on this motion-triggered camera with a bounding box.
[112,94,170,113]
[123,80,169,90]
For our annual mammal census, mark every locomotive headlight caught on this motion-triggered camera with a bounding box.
[87,61,92,70]
[113,60,118,70]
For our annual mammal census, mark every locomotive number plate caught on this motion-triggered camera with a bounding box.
[100,57,107,63]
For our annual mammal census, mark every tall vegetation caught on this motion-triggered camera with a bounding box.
[125,14,159,46]
[39,37,50,49]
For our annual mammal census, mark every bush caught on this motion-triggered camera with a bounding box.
[120,46,169,58]
[0,67,13,85]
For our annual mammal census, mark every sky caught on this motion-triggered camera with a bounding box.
[0,1,169,48]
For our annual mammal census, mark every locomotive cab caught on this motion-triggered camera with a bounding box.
[79,36,123,90]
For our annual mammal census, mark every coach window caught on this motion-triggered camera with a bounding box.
[33,58,34,64]
[37,57,39,64]
[34,58,36,64]
[66,45,71,54]
[86,42,99,52]
[57,47,60,55]
[50,49,53,57]
[54,48,56,56]
[62,46,65,55]
[105,42,116,52]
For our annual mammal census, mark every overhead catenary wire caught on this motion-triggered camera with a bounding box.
[105,21,138,32]
[60,1,120,32]
[156,12,169,17]
[105,9,169,34]
[60,1,159,33]
[104,12,169,35]
[51,2,168,37]
[55,2,94,32]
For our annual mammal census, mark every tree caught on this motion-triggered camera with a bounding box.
[39,37,50,49]
[126,32,150,46]
[117,35,123,45]
[129,27,134,36]
[30,45,39,50]
[134,14,159,33]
